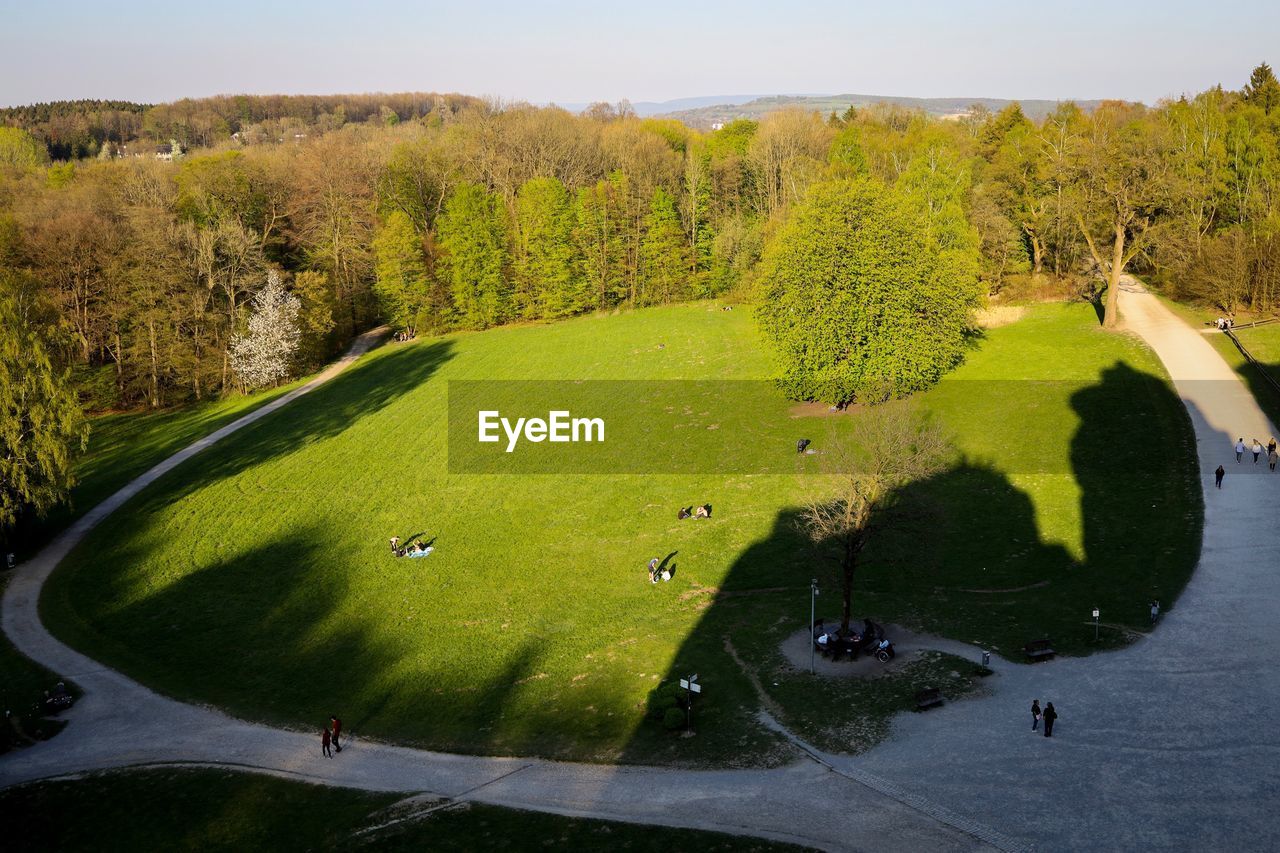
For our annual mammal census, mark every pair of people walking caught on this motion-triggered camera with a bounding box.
[321,715,343,758]
[1030,700,1058,737]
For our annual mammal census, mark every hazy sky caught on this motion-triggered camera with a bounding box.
[2,0,1276,108]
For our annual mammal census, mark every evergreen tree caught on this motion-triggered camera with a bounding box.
[372,210,430,331]
[515,177,585,319]
[639,188,689,305]
[1243,62,1280,114]
[437,183,511,328]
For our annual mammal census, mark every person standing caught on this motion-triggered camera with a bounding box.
[1252,440,1264,464]
[330,715,343,753]
[1235,438,1246,463]
[389,536,400,554]
[1031,699,1042,731]
[1043,702,1058,737]
[321,726,333,758]
[1150,600,1160,624]
[1215,465,1226,489]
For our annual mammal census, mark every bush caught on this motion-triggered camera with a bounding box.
[662,707,687,731]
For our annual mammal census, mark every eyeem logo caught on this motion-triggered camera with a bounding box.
[478,410,605,453]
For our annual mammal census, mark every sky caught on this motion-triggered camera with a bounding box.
[2,0,1277,108]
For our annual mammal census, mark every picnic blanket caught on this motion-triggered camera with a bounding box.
[405,546,434,559]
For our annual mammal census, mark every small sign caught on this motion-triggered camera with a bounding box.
[680,679,702,693]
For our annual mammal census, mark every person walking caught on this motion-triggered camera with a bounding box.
[1150,600,1160,624]
[330,715,343,753]
[1270,450,1278,473]
[389,536,400,555]
[1215,465,1226,489]
[1043,702,1058,737]
[1235,438,1246,463]
[321,726,333,758]
[1031,699,1042,731]
[1252,440,1264,464]
[1269,437,1278,456]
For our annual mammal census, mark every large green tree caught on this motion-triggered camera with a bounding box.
[0,276,87,533]
[1243,62,1280,115]
[436,183,511,329]
[514,177,584,319]
[756,178,982,404]
[372,210,430,331]
[638,188,689,305]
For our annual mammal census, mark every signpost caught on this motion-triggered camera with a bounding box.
[679,673,701,731]
[1092,607,1100,642]
[810,578,819,674]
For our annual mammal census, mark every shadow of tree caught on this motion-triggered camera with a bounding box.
[625,358,1201,761]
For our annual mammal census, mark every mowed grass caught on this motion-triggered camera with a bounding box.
[43,301,1201,764]
[11,381,303,560]
[0,768,807,852]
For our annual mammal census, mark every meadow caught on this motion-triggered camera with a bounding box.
[41,301,1201,764]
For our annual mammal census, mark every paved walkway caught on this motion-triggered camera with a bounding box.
[4,286,1279,850]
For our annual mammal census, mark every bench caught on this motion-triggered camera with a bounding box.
[1023,639,1056,662]
[915,688,944,711]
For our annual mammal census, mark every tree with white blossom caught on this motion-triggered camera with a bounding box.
[230,271,301,390]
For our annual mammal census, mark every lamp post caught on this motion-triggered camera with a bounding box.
[810,578,819,674]
[1092,607,1100,642]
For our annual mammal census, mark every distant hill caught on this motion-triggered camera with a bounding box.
[659,93,1112,127]
[552,95,773,116]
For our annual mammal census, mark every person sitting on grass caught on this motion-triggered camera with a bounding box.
[694,504,711,519]
[648,558,660,583]
[678,507,692,520]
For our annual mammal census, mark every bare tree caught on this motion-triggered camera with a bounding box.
[798,403,948,633]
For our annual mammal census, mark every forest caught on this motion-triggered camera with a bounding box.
[2,63,1280,416]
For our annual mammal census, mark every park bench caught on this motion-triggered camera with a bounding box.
[915,688,944,711]
[1023,638,1056,662]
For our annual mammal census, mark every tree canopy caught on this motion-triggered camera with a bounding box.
[755,178,982,404]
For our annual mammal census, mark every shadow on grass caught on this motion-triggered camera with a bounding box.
[43,522,549,756]
[624,360,1202,761]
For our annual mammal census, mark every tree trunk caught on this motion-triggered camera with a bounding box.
[1103,220,1125,329]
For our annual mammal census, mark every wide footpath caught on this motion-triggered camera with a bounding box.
[4,284,1278,852]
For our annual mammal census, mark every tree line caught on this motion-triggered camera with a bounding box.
[3,64,1280,535]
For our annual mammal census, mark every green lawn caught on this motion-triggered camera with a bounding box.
[0,768,806,852]
[42,301,1201,765]
[9,381,304,561]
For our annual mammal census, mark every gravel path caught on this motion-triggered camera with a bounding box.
[3,285,1276,851]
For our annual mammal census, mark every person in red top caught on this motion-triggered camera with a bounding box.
[330,715,343,753]
[321,725,332,758]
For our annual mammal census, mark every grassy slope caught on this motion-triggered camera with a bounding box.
[42,302,1200,765]
[0,768,805,852]
[11,382,303,560]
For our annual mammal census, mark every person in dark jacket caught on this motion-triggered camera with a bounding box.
[1031,699,1042,731]
[1215,465,1226,489]
[1043,702,1058,737]
[330,715,343,753]
[321,726,333,758]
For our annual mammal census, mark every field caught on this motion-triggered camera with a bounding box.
[41,301,1201,765]
[0,767,804,852]
[10,382,304,561]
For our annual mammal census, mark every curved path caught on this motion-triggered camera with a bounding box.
[4,285,1280,851]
